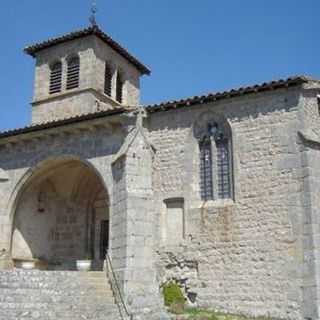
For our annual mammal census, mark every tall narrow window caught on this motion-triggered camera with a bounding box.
[216,139,231,199]
[49,62,62,94]
[199,139,214,201]
[104,63,112,96]
[116,72,123,103]
[195,115,233,201]
[66,56,80,90]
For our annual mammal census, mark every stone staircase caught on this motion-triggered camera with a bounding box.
[0,270,122,320]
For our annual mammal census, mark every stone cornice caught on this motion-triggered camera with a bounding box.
[0,108,131,146]
[32,87,121,108]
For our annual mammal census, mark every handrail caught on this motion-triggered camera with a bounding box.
[105,251,133,320]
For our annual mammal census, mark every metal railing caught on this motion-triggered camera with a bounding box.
[105,251,133,320]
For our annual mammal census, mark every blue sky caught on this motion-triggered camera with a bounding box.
[0,0,318,131]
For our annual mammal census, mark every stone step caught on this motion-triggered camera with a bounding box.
[0,293,115,304]
[0,270,121,320]
[0,308,121,320]
[0,303,121,318]
[0,270,107,279]
[0,281,112,291]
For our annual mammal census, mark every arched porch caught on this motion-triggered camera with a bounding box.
[10,158,110,270]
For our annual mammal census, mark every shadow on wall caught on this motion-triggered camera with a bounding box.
[11,159,109,270]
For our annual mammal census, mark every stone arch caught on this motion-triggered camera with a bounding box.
[7,154,109,221]
[9,155,110,270]
[193,111,233,142]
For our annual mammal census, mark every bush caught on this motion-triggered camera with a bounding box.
[162,281,185,308]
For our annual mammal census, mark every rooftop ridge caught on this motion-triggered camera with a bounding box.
[145,75,315,112]
[24,25,151,75]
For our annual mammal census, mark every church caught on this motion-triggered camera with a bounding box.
[0,19,320,320]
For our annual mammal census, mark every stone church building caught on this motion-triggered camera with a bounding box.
[0,24,320,320]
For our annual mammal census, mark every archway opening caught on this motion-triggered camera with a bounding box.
[11,159,109,270]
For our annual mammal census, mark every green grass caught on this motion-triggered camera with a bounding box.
[173,308,275,320]
[183,308,219,320]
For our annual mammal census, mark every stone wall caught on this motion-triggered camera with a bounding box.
[147,86,307,320]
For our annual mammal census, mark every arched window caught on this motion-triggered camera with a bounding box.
[49,62,62,94]
[66,56,80,90]
[196,117,233,201]
[116,71,124,103]
[104,63,112,97]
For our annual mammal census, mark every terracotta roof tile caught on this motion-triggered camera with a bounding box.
[146,76,314,112]
[24,25,151,75]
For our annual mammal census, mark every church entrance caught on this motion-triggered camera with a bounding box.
[11,159,110,270]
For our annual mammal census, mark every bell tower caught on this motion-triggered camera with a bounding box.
[25,23,150,124]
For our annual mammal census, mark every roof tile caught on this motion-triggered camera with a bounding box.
[24,25,151,75]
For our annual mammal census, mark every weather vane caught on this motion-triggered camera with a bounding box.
[89,1,98,26]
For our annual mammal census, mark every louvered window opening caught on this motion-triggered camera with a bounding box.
[66,58,80,90]
[199,140,214,201]
[116,74,123,103]
[104,64,112,96]
[217,139,231,199]
[49,63,62,94]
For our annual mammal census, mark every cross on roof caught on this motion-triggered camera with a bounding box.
[89,1,98,26]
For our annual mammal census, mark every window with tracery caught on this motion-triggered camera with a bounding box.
[196,117,233,201]
[216,138,231,199]
[199,139,214,201]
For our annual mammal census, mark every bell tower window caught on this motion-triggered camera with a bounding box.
[66,56,80,90]
[116,72,124,103]
[104,63,112,97]
[49,62,62,94]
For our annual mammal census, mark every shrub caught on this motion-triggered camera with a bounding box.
[162,281,185,308]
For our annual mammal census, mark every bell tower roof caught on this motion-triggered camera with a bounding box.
[24,25,151,75]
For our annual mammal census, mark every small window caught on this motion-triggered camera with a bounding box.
[66,56,80,90]
[104,63,112,97]
[116,72,124,103]
[49,62,62,94]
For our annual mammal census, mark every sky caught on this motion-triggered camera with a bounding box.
[0,0,319,131]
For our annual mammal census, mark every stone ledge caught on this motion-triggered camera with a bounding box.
[299,129,320,145]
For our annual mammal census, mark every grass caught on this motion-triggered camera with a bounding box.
[173,308,274,320]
